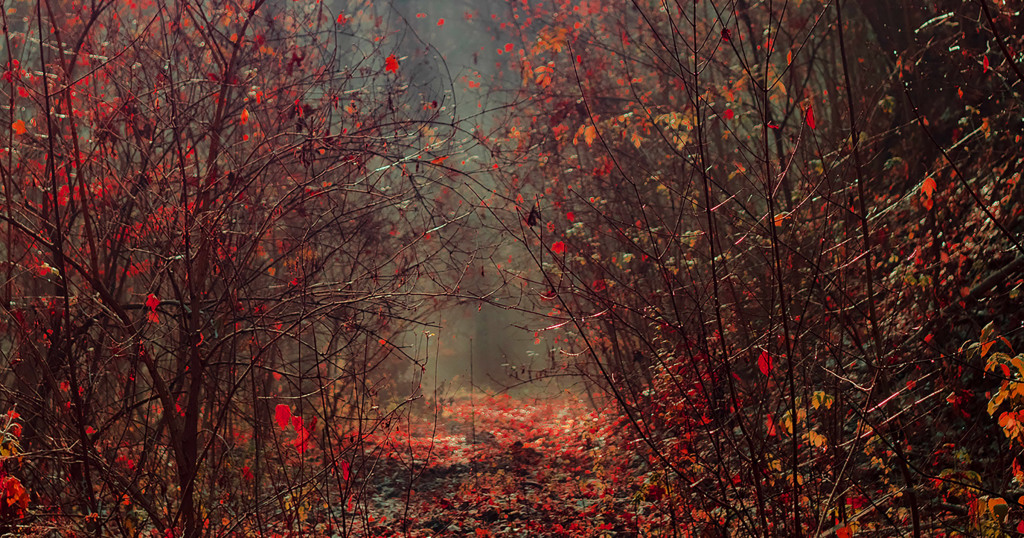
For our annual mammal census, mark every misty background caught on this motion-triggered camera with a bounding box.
[326,0,567,397]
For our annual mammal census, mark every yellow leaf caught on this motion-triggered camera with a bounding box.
[806,430,827,448]
[811,391,834,410]
[1011,354,1024,376]
[1010,381,1024,401]
[12,119,25,135]
[981,321,997,357]
[989,390,1004,415]
[981,321,996,342]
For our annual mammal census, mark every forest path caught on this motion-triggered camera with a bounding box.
[355,393,649,537]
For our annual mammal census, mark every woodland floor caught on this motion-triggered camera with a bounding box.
[342,393,666,537]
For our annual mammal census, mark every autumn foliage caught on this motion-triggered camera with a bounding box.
[0,0,469,535]
[1,0,1023,536]
[480,0,1024,535]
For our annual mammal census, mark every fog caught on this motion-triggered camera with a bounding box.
[339,0,568,397]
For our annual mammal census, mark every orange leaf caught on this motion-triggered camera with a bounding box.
[12,119,25,135]
[385,54,399,73]
[583,125,597,146]
[4,477,28,511]
[240,108,249,125]
[922,177,936,210]
[921,177,936,198]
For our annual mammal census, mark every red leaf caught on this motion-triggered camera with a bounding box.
[551,241,566,254]
[806,105,816,129]
[295,428,310,454]
[57,185,70,207]
[292,415,304,432]
[384,54,399,73]
[341,461,351,480]
[592,279,607,292]
[566,211,575,222]
[758,351,773,376]
[275,404,291,431]
[145,293,160,311]
[723,108,734,120]
[983,55,989,73]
